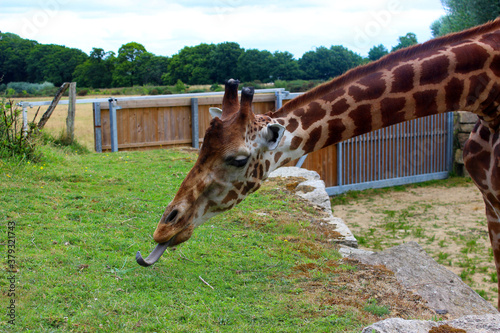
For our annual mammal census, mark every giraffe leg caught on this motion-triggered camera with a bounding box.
[487,216,500,309]
[463,121,500,309]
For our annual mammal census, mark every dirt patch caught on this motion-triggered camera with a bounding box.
[331,181,498,306]
[249,178,445,323]
[290,258,439,323]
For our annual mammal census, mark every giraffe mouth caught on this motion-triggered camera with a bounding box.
[135,235,176,267]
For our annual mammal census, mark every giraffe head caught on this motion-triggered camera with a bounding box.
[136,79,286,266]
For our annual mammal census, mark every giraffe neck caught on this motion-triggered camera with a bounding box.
[269,18,500,163]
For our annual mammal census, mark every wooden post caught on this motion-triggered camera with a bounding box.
[66,82,76,142]
[37,82,69,129]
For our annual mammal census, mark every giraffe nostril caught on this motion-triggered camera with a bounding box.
[165,209,179,224]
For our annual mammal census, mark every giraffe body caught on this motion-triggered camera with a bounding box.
[137,18,500,308]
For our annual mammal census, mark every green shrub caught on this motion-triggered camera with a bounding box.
[6,81,56,96]
[0,99,41,161]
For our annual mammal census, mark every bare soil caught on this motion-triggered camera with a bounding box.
[331,180,498,307]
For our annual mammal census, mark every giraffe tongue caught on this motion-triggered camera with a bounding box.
[135,236,175,267]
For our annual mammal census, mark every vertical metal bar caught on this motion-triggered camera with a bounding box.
[356,135,359,183]
[446,112,454,173]
[413,118,416,176]
[377,129,383,180]
[93,102,102,153]
[108,98,118,153]
[430,115,435,173]
[295,154,308,168]
[191,98,199,149]
[275,90,283,110]
[337,142,343,186]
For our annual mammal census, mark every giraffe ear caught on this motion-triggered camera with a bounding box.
[264,123,285,150]
[209,107,223,119]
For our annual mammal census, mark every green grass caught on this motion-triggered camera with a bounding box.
[1,145,401,332]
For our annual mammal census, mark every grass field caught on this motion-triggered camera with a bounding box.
[0,145,441,332]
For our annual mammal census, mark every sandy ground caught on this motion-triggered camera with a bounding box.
[331,182,498,306]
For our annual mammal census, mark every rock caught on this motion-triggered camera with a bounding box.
[362,314,500,333]
[268,167,358,247]
[350,242,499,319]
[456,111,479,124]
[338,245,374,257]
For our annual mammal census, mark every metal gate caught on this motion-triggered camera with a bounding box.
[324,112,454,195]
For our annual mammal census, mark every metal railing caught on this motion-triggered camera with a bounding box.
[325,112,454,195]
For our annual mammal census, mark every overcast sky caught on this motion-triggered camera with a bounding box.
[1,0,446,58]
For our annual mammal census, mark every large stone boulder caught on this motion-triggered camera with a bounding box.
[350,242,498,319]
[362,314,500,333]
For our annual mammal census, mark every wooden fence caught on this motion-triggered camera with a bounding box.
[93,91,454,191]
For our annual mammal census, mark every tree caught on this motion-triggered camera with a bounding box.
[134,53,169,86]
[112,42,147,87]
[164,43,216,85]
[0,33,36,83]
[26,44,88,85]
[391,33,418,52]
[368,44,388,61]
[299,46,363,80]
[210,42,244,83]
[431,0,499,37]
[269,51,302,81]
[73,48,115,88]
[236,49,273,82]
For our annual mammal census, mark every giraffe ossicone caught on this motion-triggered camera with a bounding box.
[136,18,500,309]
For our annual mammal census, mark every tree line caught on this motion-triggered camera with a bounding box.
[1,0,497,92]
[0,35,395,90]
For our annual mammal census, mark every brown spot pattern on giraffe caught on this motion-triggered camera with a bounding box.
[466,73,490,106]
[325,118,346,146]
[274,152,283,163]
[445,77,464,111]
[222,190,238,205]
[380,97,406,126]
[349,104,372,137]
[391,64,414,93]
[301,102,326,130]
[286,118,299,132]
[413,90,438,117]
[490,55,500,77]
[331,98,350,116]
[348,72,386,102]
[452,44,490,74]
[290,136,303,150]
[303,126,322,153]
[420,55,450,85]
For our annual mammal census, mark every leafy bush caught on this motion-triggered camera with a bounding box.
[6,81,56,96]
[0,99,41,161]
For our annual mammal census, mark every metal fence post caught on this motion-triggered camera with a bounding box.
[275,90,283,110]
[191,98,199,149]
[108,97,120,152]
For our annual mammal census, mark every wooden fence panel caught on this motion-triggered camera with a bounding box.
[94,92,453,191]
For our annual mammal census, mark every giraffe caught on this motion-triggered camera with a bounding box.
[137,18,500,307]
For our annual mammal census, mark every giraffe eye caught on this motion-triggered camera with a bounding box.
[226,156,249,167]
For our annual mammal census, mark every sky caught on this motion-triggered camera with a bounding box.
[1,0,447,58]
